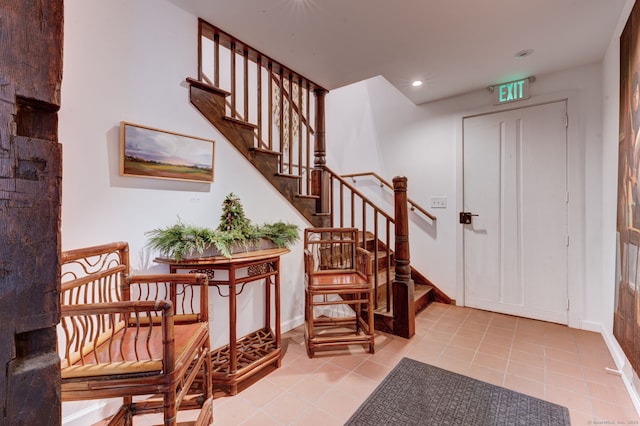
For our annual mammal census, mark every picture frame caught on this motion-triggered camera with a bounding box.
[120,121,215,183]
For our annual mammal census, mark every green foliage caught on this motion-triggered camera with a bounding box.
[146,193,299,260]
[254,222,300,248]
[145,220,214,261]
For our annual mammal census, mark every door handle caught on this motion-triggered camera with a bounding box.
[459,212,479,224]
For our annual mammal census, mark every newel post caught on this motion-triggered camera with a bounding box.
[392,176,415,338]
[311,88,330,222]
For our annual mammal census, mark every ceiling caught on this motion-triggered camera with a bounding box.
[168,0,628,105]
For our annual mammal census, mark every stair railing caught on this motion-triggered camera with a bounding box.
[198,18,327,197]
[341,172,437,221]
[326,167,394,312]
[197,19,415,336]
[323,168,414,324]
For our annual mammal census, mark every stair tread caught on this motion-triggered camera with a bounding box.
[372,250,392,259]
[250,147,281,156]
[275,173,302,180]
[222,115,258,129]
[373,284,433,315]
[296,194,319,200]
[186,77,230,96]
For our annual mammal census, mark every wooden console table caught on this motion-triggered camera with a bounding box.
[155,247,289,395]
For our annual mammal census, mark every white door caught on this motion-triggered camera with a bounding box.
[462,101,568,324]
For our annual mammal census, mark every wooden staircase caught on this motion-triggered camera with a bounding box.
[189,18,451,338]
[186,78,324,227]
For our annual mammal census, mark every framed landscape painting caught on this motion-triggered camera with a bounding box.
[120,122,215,182]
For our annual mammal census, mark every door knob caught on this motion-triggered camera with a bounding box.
[459,212,479,224]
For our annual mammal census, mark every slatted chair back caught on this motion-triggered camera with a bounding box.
[60,242,128,371]
[59,241,213,426]
[304,227,360,274]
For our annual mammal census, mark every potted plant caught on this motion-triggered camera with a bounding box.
[146,193,299,260]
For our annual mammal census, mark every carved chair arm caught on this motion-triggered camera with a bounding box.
[303,249,314,274]
[355,247,373,277]
[123,273,209,322]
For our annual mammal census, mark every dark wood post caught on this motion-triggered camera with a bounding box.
[313,87,327,169]
[392,176,415,338]
[0,1,63,424]
[311,88,330,225]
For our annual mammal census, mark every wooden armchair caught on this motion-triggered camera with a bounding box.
[303,227,375,357]
[59,242,213,426]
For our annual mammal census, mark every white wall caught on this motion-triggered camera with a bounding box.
[327,66,601,325]
[59,0,640,421]
[60,1,307,423]
[327,0,640,411]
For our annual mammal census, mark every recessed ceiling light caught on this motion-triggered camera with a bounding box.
[411,80,423,87]
[514,49,534,58]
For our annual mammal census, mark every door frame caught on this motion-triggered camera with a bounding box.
[455,91,584,328]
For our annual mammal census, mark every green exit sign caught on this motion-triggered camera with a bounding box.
[493,78,530,105]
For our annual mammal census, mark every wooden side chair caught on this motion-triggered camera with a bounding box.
[59,242,213,426]
[303,227,375,357]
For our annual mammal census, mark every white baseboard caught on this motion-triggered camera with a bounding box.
[62,400,120,426]
[581,320,640,417]
[281,315,304,334]
[578,319,602,333]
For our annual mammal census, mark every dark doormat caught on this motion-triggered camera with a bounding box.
[345,357,571,426]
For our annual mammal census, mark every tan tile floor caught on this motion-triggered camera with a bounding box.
[97,302,640,425]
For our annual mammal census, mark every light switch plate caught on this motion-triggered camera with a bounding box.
[431,197,447,208]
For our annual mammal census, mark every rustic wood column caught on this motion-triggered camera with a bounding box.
[392,176,415,338]
[311,88,330,224]
[0,1,63,424]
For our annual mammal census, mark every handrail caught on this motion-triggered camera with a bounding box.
[326,169,395,223]
[341,172,437,221]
